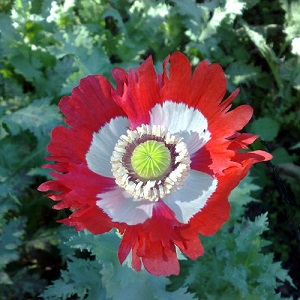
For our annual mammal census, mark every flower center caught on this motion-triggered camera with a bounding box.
[131,140,171,180]
[111,125,190,201]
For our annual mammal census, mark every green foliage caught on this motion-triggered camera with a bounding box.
[280,0,300,48]
[0,204,25,285]
[100,260,194,300]
[168,177,294,299]
[174,0,299,130]
[243,23,282,91]
[0,0,299,298]
[250,117,280,142]
[42,229,195,299]
[41,257,107,300]
[3,98,61,137]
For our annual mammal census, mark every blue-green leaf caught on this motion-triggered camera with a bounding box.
[3,98,61,137]
[250,117,280,141]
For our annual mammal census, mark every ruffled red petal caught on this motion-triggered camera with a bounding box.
[176,227,204,260]
[59,205,113,234]
[142,240,179,276]
[59,75,126,133]
[46,126,90,165]
[161,52,193,101]
[117,202,182,276]
[112,57,160,129]
[161,54,227,112]
[117,202,206,276]
[208,105,253,139]
[39,163,115,204]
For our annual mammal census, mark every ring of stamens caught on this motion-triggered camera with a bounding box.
[110,124,190,201]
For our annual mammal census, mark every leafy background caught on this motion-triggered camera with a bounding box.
[0,0,299,299]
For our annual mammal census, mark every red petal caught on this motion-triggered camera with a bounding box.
[118,227,136,265]
[218,88,240,113]
[112,56,160,129]
[190,178,231,236]
[131,242,142,272]
[47,126,91,165]
[192,139,239,176]
[209,105,253,139]
[117,202,182,276]
[43,75,128,177]
[117,202,203,276]
[176,226,205,259]
[160,52,192,103]
[51,164,115,209]
[160,55,227,113]
[228,133,259,150]
[59,75,126,133]
[233,150,273,166]
[38,180,64,192]
[191,61,227,112]
[142,240,180,276]
[42,75,125,181]
[60,205,113,234]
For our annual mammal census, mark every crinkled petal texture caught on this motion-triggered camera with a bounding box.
[38,52,272,276]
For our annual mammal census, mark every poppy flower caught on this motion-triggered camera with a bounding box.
[38,52,272,276]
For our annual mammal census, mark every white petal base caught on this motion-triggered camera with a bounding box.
[97,187,156,225]
[150,101,211,156]
[162,170,217,224]
[86,117,129,178]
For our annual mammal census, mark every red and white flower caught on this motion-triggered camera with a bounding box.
[39,52,272,276]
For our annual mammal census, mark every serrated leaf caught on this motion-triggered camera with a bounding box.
[9,52,43,82]
[253,213,269,231]
[40,258,106,300]
[228,175,260,220]
[235,213,269,252]
[223,265,248,297]
[101,262,195,300]
[226,61,260,86]
[250,117,280,141]
[2,98,62,137]
[52,25,111,80]
[62,230,195,299]
[27,167,51,178]
[66,230,120,264]
[0,133,47,199]
[173,0,206,23]
[173,0,209,40]
[201,0,246,41]
[243,24,278,64]
[170,208,293,298]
